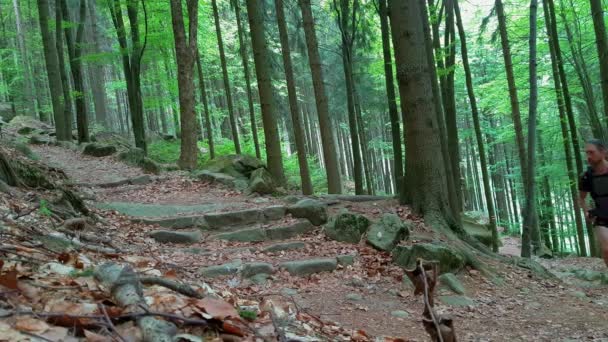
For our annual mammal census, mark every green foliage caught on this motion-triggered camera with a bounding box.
[238,309,257,321]
[69,268,95,278]
[39,199,51,217]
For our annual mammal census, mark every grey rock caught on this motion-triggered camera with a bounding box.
[337,254,356,266]
[284,195,302,204]
[200,260,242,278]
[438,273,466,295]
[573,269,604,282]
[139,216,207,229]
[366,213,410,251]
[280,258,338,276]
[439,295,476,307]
[392,243,465,274]
[117,148,145,165]
[570,291,587,299]
[149,230,202,244]
[280,288,298,296]
[215,228,267,242]
[250,273,271,285]
[403,276,414,290]
[29,134,51,145]
[324,211,370,243]
[141,157,161,175]
[390,310,409,318]
[204,208,263,229]
[347,278,366,288]
[248,168,275,195]
[82,143,117,157]
[286,199,328,226]
[97,202,221,218]
[130,175,151,185]
[193,170,237,187]
[202,154,265,179]
[262,206,287,221]
[182,247,208,254]
[241,263,275,278]
[266,220,315,240]
[263,242,306,253]
[345,293,363,301]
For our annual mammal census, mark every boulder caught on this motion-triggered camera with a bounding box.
[141,157,161,174]
[439,295,476,307]
[248,168,275,195]
[324,211,370,243]
[392,243,465,274]
[193,170,237,188]
[200,260,242,278]
[461,214,496,248]
[266,220,314,240]
[286,199,328,226]
[29,134,51,145]
[17,126,37,135]
[117,148,145,166]
[337,254,356,266]
[202,154,265,179]
[263,242,306,253]
[241,263,275,278]
[149,230,202,244]
[366,213,410,251]
[215,228,267,242]
[280,258,337,276]
[438,273,466,295]
[83,143,117,157]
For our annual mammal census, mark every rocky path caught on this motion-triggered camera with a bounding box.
[33,144,608,341]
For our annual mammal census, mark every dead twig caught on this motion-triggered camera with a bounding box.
[99,303,127,342]
[139,276,203,299]
[19,330,55,342]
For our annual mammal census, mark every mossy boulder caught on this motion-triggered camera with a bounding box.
[286,199,328,226]
[202,154,265,179]
[141,157,161,174]
[248,168,275,195]
[461,215,494,248]
[392,243,465,274]
[324,211,370,243]
[366,213,410,251]
[83,143,117,157]
[117,148,146,166]
[29,134,51,145]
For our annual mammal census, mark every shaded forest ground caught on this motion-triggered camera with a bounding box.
[1,132,608,340]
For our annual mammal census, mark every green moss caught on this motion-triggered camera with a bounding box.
[69,268,95,278]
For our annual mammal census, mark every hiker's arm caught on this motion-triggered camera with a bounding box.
[579,191,590,221]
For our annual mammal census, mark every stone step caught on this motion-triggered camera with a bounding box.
[212,220,315,242]
[199,254,356,279]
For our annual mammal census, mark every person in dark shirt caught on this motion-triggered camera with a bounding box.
[579,139,608,266]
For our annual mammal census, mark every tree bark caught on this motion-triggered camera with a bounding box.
[61,0,89,143]
[212,0,240,154]
[276,0,313,194]
[378,0,403,198]
[86,0,109,129]
[299,0,342,194]
[196,51,215,159]
[454,0,499,251]
[495,0,528,188]
[55,3,73,138]
[233,0,260,159]
[12,0,38,118]
[170,0,199,170]
[543,0,587,256]
[590,0,608,126]
[246,0,286,185]
[37,0,69,141]
[388,0,456,228]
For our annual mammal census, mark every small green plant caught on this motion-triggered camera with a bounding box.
[238,309,257,321]
[69,268,95,278]
[39,199,52,217]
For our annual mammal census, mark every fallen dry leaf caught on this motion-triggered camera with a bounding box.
[195,297,239,320]
[0,269,19,290]
[84,329,113,342]
[14,317,49,333]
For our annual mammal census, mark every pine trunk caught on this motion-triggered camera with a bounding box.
[590,0,608,125]
[196,51,215,159]
[299,0,342,194]
[246,0,286,185]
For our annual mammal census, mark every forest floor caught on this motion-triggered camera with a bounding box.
[1,139,608,341]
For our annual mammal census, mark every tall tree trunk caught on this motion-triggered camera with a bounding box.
[233,0,260,159]
[444,0,462,212]
[590,0,608,126]
[487,115,510,227]
[537,132,558,252]
[543,0,588,256]
[378,0,403,198]
[454,0,499,251]
[299,0,342,194]
[12,0,38,118]
[61,0,89,143]
[496,0,528,188]
[87,0,109,129]
[55,3,73,138]
[246,0,286,184]
[170,0,199,170]
[196,51,215,159]
[212,0,240,154]
[521,0,540,258]
[334,0,363,195]
[37,0,68,140]
[108,0,147,153]
[389,0,457,229]
[276,0,313,194]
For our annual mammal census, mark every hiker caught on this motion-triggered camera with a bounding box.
[579,139,608,266]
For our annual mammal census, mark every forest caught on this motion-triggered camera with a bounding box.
[0,0,607,265]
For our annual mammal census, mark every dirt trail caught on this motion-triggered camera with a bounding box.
[30,144,608,341]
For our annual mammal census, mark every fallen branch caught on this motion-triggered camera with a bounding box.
[139,276,203,299]
[99,303,127,342]
[95,262,177,342]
